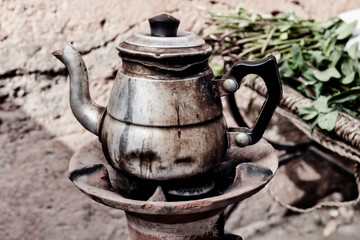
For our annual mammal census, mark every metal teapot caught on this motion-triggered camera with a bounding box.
[53,14,282,181]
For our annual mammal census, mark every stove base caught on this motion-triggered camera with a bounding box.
[69,139,277,240]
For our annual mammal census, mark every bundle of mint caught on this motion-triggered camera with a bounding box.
[206,6,359,134]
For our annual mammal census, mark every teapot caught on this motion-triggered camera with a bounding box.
[53,14,282,181]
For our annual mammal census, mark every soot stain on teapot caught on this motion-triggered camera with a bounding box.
[122,135,161,176]
[118,123,131,163]
[123,79,135,123]
[124,149,160,175]
[175,157,194,164]
[139,150,158,174]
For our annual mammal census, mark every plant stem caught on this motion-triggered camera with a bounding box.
[261,27,276,53]
[238,45,263,57]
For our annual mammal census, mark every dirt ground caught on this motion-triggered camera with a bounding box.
[1,0,360,239]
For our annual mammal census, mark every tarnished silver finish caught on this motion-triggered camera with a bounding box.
[117,42,212,72]
[227,129,252,148]
[101,113,227,180]
[56,13,282,240]
[125,30,205,48]
[235,132,250,147]
[53,14,281,181]
[52,44,105,136]
[211,78,238,97]
[222,78,239,94]
[106,71,222,126]
[68,139,278,240]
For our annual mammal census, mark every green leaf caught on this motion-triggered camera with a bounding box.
[328,86,360,104]
[342,107,359,117]
[279,24,292,32]
[322,37,336,56]
[297,85,316,100]
[296,104,316,115]
[279,60,295,78]
[286,12,301,23]
[238,20,250,28]
[340,72,356,85]
[279,32,288,40]
[260,13,273,19]
[291,43,305,71]
[313,67,341,82]
[334,94,358,105]
[317,111,338,131]
[309,51,328,68]
[313,82,323,98]
[334,20,357,40]
[340,58,356,76]
[329,48,343,67]
[346,42,359,59]
[302,111,318,121]
[319,17,341,29]
[302,68,317,84]
[250,12,258,22]
[211,64,224,77]
[309,118,318,134]
[313,96,333,113]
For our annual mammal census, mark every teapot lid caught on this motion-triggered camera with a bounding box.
[117,14,212,73]
[124,14,205,48]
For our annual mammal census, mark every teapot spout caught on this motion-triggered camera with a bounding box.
[52,43,105,136]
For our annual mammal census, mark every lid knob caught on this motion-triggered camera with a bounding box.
[148,14,180,37]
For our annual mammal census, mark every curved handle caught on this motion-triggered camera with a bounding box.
[222,55,282,147]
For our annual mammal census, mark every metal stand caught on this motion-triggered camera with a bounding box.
[69,139,278,240]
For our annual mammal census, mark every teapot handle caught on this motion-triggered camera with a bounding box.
[220,55,282,147]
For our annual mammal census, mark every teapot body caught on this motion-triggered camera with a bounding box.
[53,14,282,182]
[100,65,228,180]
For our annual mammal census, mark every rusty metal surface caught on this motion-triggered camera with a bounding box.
[69,138,277,215]
[69,138,277,240]
[126,212,218,240]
